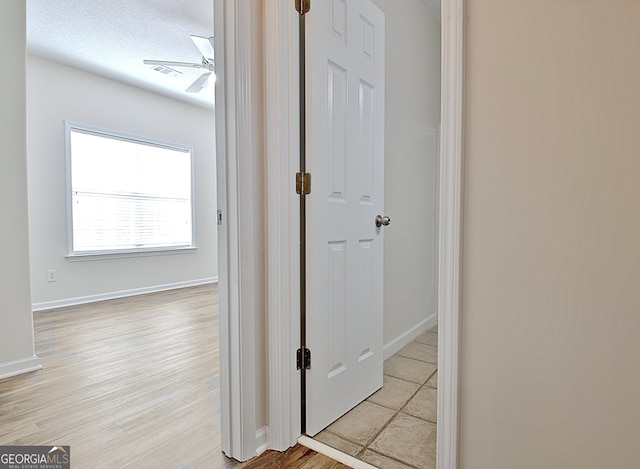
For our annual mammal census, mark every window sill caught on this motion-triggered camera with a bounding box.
[66,246,197,262]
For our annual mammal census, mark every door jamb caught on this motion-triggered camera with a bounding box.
[264,0,302,451]
[437,0,465,467]
[216,0,265,461]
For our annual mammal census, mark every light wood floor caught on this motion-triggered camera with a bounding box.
[0,285,242,468]
[241,444,348,469]
[0,285,344,468]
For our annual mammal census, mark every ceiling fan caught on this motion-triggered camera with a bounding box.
[144,35,215,93]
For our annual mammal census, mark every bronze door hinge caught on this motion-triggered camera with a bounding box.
[296,172,312,195]
[295,0,311,15]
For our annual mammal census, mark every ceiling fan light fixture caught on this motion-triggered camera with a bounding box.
[143,34,215,94]
[190,35,215,62]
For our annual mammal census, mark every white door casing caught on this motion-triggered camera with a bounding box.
[436,0,465,467]
[215,0,266,461]
[305,0,386,436]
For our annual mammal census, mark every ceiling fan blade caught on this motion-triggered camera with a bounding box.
[186,72,212,93]
[190,35,215,61]
[144,59,204,69]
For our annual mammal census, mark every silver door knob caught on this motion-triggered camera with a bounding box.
[375,215,391,227]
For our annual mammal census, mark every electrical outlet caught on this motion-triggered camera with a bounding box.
[47,269,57,283]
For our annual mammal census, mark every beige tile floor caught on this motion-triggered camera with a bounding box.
[315,325,438,469]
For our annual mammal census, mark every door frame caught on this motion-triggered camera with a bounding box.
[263,0,465,465]
[219,0,464,466]
[436,0,465,467]
[215,0,267,461]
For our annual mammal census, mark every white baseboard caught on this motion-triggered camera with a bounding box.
[383,313,438,360]
[32,277,218,312]
[255,426,269,456]
[0,355,42,380]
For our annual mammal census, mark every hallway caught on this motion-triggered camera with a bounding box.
[315,326,438,468]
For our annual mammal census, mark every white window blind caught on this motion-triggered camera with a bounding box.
[67,123,194,255]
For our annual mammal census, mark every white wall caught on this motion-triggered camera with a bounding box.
[371,0,441,348]
[0,1,40,378]
[461,1,640,467]
[27,55,218,309]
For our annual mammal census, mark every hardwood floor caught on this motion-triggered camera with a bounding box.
[0,285,351,468]
[240,444,348,469]
[0,285,240,468]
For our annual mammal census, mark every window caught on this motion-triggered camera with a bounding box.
[66,122,195,257]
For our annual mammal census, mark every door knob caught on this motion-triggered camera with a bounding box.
[375,215,391,228]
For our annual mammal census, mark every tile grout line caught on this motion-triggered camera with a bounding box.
[314,328,438,468]
[357,367,438,467]
[364,330,439,466]
[356,447,422,469]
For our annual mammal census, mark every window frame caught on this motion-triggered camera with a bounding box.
[65,121,197,260]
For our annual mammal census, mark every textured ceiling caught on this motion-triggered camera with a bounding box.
[26,0,438,111]
[27,0,215,110]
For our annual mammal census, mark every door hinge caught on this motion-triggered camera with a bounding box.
[295,0,311,15]
[296,172,312,195]
[296,347,311,370]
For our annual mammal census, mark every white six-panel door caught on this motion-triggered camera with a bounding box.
[305,0,385,436]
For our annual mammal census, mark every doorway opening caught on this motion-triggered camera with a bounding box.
[219,0,463,466]
[19,1,225,466]
[298,0,441,467]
